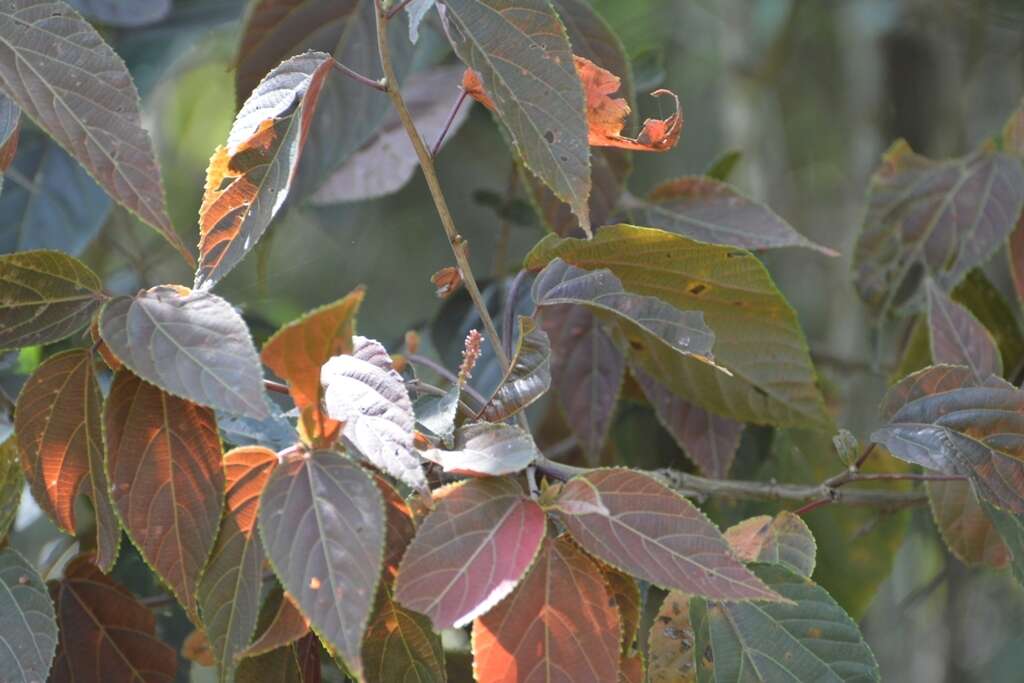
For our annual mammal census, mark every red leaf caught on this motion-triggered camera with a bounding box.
[553,469,782,601]
[242,591,310,658]
[472,536,621,683]
[394,477,546,629]
[105,370,224,620]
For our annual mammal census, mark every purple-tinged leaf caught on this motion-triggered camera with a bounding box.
[926,278,1002,380]
[0,548,57,683]
[928,479,1008,569]
[240,590,309,659]
[480,316,551,421]
[723,512,817,578]
[422,422,538,477]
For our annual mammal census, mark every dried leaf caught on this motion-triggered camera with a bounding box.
[0,548,57,683]
[647,590,697,683]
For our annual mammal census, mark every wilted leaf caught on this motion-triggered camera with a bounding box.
[422,422,538,477]
[321,336,426,491]
[692,564,880,682]
[0,130,109,256]
[872,365,1024,513]
[262,287,364,441]
[312,65,471,204]
[49,554,177,682]
[472,535,621,683]
[647,590,697,683]
[525,225,831,428]
[241,590,310,658]
[100,285,268,419]
[552,469,781,601]
[0,548,57,683]
[853,140,1024,319]
[539,304,625,463]
[635,176,836,255]
[196,52,334,290]
[67,0,171,26]
[0,0,190,263]
[15,350,119,570]
[444,0,591,233]
[0,438,21,539]
[394,477,546,629]
[928,479,1008,569]
[105,370,224,620]
[632,366,744,479]
[723,512,817,578]
[258,450,385,680]
[926,278,1002,380]
[198,447,277,682]
[0,250,103,349]
[480,316,551,421]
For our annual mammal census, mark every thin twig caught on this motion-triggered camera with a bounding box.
[431,90,469,158]
[264,379,290,395]
[331,60,386,92]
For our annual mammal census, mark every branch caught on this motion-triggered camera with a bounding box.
[331,60,386,91]
[263,379,290,395]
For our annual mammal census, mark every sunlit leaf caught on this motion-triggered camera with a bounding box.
[240,590,309,659]
[632,365,743,479]
[444,0,591,233]
[105,370,224,620]
[552,469,781,601]
[321,336,426,491]
[692,563,879,682]
[723,512,816,578]
[312,65,471,204]
[928,479,1008,569]
[480,316,551,421]
[0,438,21,539]
[414,383,460,448]
[539,304,625,463]
[526,225,831,428]
[853,140,1024,319]
[49,554,177,682]
[0,250,103,349]
[647,590,697,683]
[394,477,545,629]
[196,51,334,290]
[0,0,190,263]
[0,548,57,683]
[258,450,385,680]
[100,285,268,419]
[262,287,364,442]
[634,176,836,255]
[926,278,1002,380]
[198,446,277,682]
[67,0,171,26]
[472,535,621,683]
[15,349,119,570]
[422,421,538,477]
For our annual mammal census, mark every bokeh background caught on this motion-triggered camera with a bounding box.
[6,1,1024,680]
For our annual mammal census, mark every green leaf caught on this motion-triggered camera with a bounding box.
[100,285,268,419]
[364,588,445,683]
[925,278,1002,380]
[480,315,551,421]
[704,149,742,182]
[0,250,103,349]
[259,450,385,681]
[423,421,538,476]
[0,0,191,264]
[444,0,591,233]
[0,437,21,540]
[0,548,57,683]
[525,225,831,428]
[853,140,1024,319]
[691,563,879,683]
[723,512,817,578]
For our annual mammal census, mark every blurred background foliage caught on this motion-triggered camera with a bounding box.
[5,0,1024,680]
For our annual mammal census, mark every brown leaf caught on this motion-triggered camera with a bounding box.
[431,266,463,299]
[242,591,310,658]
[647,590,697,683]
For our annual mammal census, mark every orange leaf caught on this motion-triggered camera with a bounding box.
[463,55,683,153]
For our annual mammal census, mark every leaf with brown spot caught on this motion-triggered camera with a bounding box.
[723,512,817,578]
[196,52,334,290]
[15,349,120,570]
[49,554,177,682]
[105,370,224,621]
[647,590,697,683]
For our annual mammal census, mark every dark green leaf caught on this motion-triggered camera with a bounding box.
[0,548,57,683]
[481,315,551,421]
[704,149,741,182]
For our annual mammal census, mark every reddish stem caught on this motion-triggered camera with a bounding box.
[432,90,469,158]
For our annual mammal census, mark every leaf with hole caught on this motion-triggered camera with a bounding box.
[0,548,57,683]
[723,512,817,578]
[480,316,551,421]
[100,285,268,419]
[422,421,538,477]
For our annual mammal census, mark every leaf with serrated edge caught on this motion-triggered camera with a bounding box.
[0,0,190,263]
[196,52,333,290]
[0,250,103,349]
[539,304,625,463]
[926,278,1002,380]
[633,365,744,479]
[49,554,177,682]
[0,438,21,540]
[198,447,277,682]
[691,563,880,683]
[240,590,309,659]
[647,590,697,683]
[472,535,620,683]
[258,450,385,681]
[553,469,782,601]
[415,383,460,447]
[321,336,426,491]
[724,512,817,578]
[853,140,1024,319]
[480,316,551,421]
[443,0,591,233]
[15,350,119,570]
[928,479,1008,569]
[0,548,57,683]
[600,564,640,656]
[394,477,546,629]
[525,225,831,428]
[100,285,268,419]
[105,370,224,621]
[422,421,538,477]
